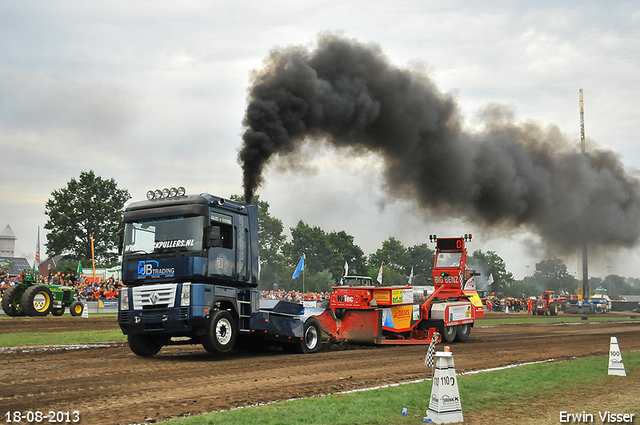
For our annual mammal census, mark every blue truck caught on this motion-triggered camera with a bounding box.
[117,188,322,356]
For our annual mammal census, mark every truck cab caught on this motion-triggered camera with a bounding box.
[118,189,323,357]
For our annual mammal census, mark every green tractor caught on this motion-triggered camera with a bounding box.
[1,269,84,317]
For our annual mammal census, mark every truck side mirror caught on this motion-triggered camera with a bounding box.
[208,226,221,248]
[117,228,124,255]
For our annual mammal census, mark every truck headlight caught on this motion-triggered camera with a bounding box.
[180,282,191,306]
[120,288,129,310]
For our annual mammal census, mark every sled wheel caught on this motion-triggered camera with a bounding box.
[454,323,471,342]
[21,286,53,316]
[202,310,236,354]
[128,334,164,357]
[69,301,84,316]
[441,324,457,343]
[1,285,25,316]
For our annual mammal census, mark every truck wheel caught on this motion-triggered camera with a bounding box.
[21,285,53,316]
[128,334,164,357]
[454,323,471,342]
[51,306,66,316]
[550,303,558,316]
[1,285,25,316]
[202,310,236,354]
[298,318,322,354]
[441,325,457,343]
[69,301,84,316]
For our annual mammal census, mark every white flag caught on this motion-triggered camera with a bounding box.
[487,273,494,286]
[377,262,384,284]
[340,261,349,285]
[408,267,414,285]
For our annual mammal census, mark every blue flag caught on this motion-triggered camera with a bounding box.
[292,255,304,279]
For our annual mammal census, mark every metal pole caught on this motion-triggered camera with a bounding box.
[579,89,589,300]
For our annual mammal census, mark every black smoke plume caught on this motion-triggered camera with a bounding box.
[239,34,640,251]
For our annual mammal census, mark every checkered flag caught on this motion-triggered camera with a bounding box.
[424,332,440,367]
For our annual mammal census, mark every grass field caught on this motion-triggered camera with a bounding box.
[0,329,125,347]
[155,351,639,425]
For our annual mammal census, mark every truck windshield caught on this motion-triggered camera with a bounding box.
[435,252,462,268]
[123,215,205,255]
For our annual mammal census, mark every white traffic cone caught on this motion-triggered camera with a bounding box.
[426,348,464,424]
[608,337,626,376]
[82,302,89,318]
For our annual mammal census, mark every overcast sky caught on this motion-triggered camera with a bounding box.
[2,1,639,281]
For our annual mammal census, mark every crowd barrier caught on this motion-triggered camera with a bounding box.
[0,300,119,315]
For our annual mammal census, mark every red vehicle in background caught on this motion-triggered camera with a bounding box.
[532,290,564,315]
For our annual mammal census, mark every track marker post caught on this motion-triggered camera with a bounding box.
[426,346,463,424]
[82,303,89,318]
[608,337,626,376]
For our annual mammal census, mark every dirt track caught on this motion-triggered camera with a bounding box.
[1,313,639,425]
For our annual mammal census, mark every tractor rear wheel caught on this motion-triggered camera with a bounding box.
[202,310,237,354]
[1,285,25,316]
[69,301,84,316]
[550,302,559,316]
[441,324,457,343]
[21,285,53,316]
[454,323,471,342]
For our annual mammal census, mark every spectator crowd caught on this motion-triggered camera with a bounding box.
[260,289,329,302]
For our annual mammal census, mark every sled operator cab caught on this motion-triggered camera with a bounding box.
[421,234,484,342]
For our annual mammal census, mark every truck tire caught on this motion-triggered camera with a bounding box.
[128,334,164,357]
[69,301,84,316]
[202,310,236,354]
[297,318,322,354]
[441,324,457,343]
[1,285,25,316]
[51,306,66,316]
[454,323,471,342]
[21,285,53,316]
[550,303,559,316]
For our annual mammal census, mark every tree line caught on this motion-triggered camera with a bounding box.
[43,172,640,298]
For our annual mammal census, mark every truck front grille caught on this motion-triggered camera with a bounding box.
[132,284,177,310]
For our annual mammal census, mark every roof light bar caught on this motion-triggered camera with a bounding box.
[146,186,186,200]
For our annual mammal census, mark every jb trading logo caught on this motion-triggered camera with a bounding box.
[138,260,175,277]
